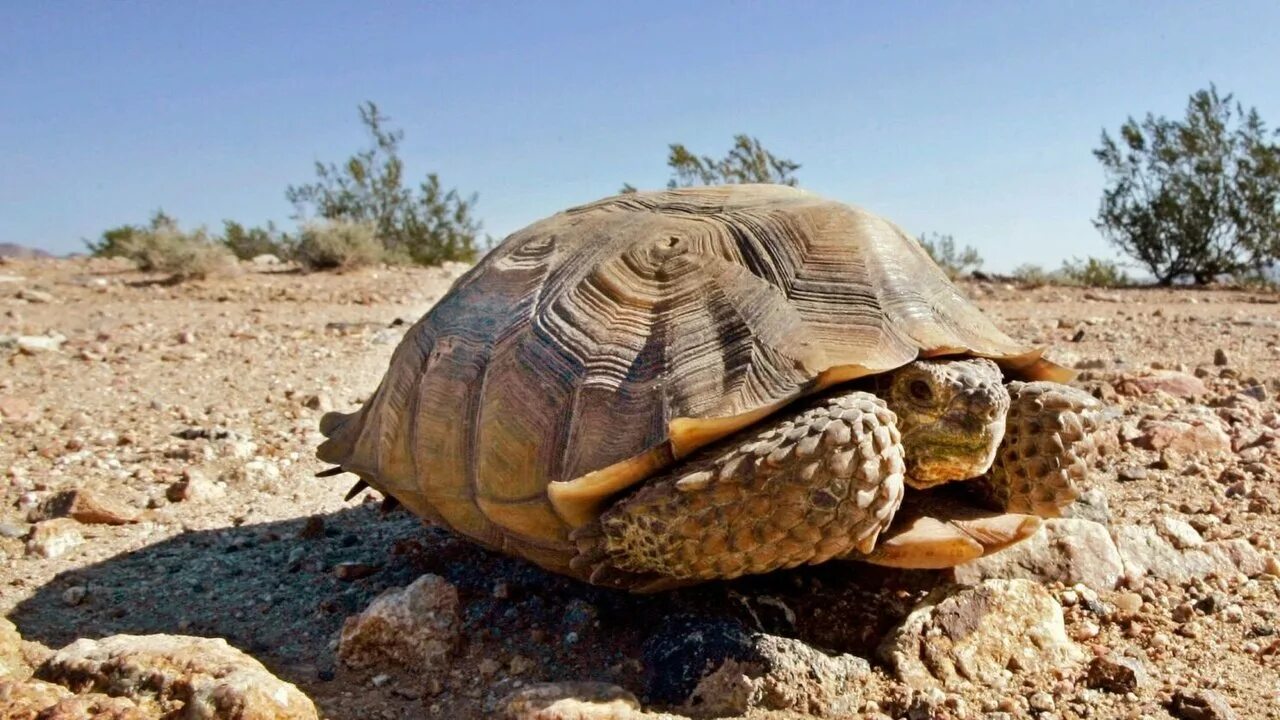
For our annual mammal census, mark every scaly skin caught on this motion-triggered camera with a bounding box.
[571,359,1097,585]
[984,381,1104,516]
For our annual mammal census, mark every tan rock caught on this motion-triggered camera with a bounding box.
[34,490,137,526]
[339,574,459,674]
[684,635,869,717]
[25,520,83,560]
[0,678,73,720]
[36,634,317,720]
[499,682,657,720]
[954,518,1124,591]
[0,618,25,680]
[878,579,1083,691]
[1135,418,1231,455]
[33,692,149,719]
[1117,371,1208,399]
[0,396,41,424]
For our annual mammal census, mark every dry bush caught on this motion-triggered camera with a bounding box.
[119,225,239,281]
[294,220,383,271]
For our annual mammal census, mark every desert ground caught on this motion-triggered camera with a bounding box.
[2,255,1279,719]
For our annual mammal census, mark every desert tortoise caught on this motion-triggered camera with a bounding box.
[317,185,1103,591]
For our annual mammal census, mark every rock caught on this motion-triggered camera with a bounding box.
[1134,417,1231,455]
[25,519,83,559]
[332,562,380,581]
[166,469,226,502]
[30,692,149,719]
[16,288,54,304]
[32,489,136,526]
[878,579,1083,691]
[225,460,282,493]
[1061,488,1111,525]
[1116,465,1148,482]
[1085,654,1150,693]
[684,634,870,717]
[251,254,282,266]
[1112,526,1270,584]
[36,634,317,720]
[0,678,74,717]
[1117,371,1208,399]
[1169,689,1238,720]
[642,617,868,716]
[1213,348,1229,366]
[1154,516,1204,549]
[498,682,652,720]
[0,618,26,679]
[1112,525,1207,584]
[1112,592,1143,618]
[61,586,87,607]
[0,396,41,423]
[12,335,65,354]
[302,393,332,412]
[339,574,459,674]
[1202,538,1268,577]
[954,518,1123,591]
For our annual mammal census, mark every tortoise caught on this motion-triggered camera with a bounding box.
[317,185,1104,591]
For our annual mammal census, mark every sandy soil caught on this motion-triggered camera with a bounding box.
[2,256,1278,719]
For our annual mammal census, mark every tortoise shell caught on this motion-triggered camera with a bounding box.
[318,185,1069,577]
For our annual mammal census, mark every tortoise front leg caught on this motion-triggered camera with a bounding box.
[570,391,906,589]
[984,381,1105,517]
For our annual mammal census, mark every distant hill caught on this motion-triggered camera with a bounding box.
[0,243,53,259]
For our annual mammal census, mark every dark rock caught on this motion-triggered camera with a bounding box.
[1085,654,1149,693]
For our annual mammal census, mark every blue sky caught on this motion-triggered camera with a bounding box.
[4,1,1279,270]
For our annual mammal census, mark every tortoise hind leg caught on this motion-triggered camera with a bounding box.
[569,391,905,587]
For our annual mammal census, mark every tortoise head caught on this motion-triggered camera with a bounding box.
[878,358,1009,489]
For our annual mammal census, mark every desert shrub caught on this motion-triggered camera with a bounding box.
[1058,257,1130,288]
[1094,85,1280,285]
[1011,263,1055,287]
[118,224,239,280]
[85,210,176,258]
[621,134,800,193]
[917,233,983,279]
[221,220,292,260]
[286,102,483,266]
[294,220,383,271]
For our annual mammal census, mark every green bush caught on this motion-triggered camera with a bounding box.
[1058,257,1130,288]
[294,220,383,271]
[286,102,483,267]
[917,233,983,279]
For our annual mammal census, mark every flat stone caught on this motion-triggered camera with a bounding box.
[1117,371,1208,399]
[954,518,1124,591]
[1135,418,1231,455]
[33,489,137,526]
[1169,689,1239,720]
[497,682,659,720]
[878,579,1083,691]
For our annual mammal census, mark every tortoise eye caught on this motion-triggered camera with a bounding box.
[908,379,933,403]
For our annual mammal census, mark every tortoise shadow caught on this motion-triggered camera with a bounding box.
[12,503,947,695]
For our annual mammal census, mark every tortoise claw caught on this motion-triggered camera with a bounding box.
[344,479,369,501]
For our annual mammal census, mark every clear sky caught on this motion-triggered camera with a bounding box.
[4,1,1279,270]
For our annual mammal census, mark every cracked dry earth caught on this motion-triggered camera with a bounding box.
[2,255,1279,719]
